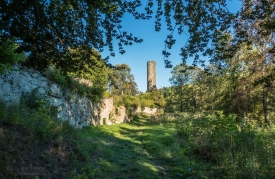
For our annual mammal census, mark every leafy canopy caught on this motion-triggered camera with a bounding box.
[108,64,138,95]
[0,0,146,73]
[0,0,239,71]
[0,35,26,73]
[2,0,274,70]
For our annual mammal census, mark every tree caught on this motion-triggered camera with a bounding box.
[108,64,138,96]
[169,64,190,112]
[225,0,275,124]
[161,0,275,69]
[236,0,275,52]
[0,0,146,73]
[151,89,166,109]
[3,0,274,71]
[153,0,236,66]
[68,48,109,96]
[0,0,240,71]
[0,34,26,73]
[168,64,201,112]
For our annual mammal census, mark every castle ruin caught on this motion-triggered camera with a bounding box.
[147,60,156,91]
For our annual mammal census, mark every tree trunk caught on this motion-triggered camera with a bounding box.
[263,87,269,125]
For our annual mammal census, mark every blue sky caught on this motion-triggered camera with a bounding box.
[101,0,242,92]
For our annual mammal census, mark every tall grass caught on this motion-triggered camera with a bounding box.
[175,112,275,178]
[0,90,74,141]
[2,90,275,178]
[0,90,80,178]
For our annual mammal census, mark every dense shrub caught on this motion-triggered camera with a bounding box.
[0,35,26,74]
[139,90,165,109]
[175,112,275,178]
[0,89,73,141]
[47,67,104,101]
[116,95,140,110]
[112,90,166,112]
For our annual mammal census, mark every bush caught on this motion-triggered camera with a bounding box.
[175,112,275,178]
[0,35,26,74]
[51,68,67,87]
[116,95,140,110]
[48,67,104,102]
[140,99,155,109]
[0,89,74,141]
[20,88,57,117]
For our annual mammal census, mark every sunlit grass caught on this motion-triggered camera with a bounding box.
[75,115,177,178]
[138,161,159,172]
[3,98,275,179]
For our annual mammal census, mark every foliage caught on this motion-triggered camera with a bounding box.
[0,0,146,72]
[115,95,140,110]
[167,41,275,123]
[111,89,165,118]
[140,98,155,110]
[68,48,109,101]
[150,89,166,108]
[1,0,274,71]
[50,69,98,100]
[0,34,26,73]
[113,90,165,110]
[138,90,166,109]
[0,90,73,142]
[2,0,273,72]
[2,95,275,178]
[20,88,57,118]
[18,88,72,139]
[167,64,200,112]
[159,0,275,68]
[0,0,245,71]
[108,64,138,96]
[235,0,275,53]
[48,58,107,101]
[175,112,275,178]
[67,48,109,89]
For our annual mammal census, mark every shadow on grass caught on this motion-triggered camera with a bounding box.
[79,116,176,178]
[0,122,81,179]
[79,115,275,179]
[128,115,151,127]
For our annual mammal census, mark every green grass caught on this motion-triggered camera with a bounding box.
[2,95,275,179]
[78,113,275,179]
[77,116,177,178]
[0,96,180,178]
[174,113,275,178]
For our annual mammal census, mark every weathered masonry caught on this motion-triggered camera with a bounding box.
[147,60,156,91]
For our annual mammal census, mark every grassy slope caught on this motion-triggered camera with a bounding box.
[2,108,275,178]
[76,114,275,179]
[79,116,178,178]
[0,111,183,179]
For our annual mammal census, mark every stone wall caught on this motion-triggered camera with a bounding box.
[0,66,128,128]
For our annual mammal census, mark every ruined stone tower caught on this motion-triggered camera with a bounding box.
[147,60,156,91]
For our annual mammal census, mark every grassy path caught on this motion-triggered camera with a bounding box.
[3,107,275,178]
[79,116,178,179]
